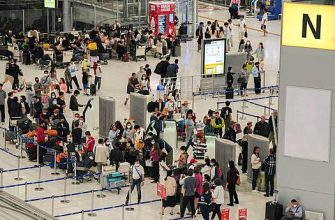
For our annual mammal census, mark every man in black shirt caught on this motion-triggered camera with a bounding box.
[221,101,232,132]
[254,116,270,138]
[56,92,66,114]
[69,90,84,114]
[226,66,235,88]
[72,121,83,145]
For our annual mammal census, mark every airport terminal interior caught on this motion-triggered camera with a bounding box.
[0,0,332,220]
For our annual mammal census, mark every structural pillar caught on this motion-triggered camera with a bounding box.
[63,0,71,32]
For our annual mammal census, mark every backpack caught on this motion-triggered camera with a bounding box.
[41,75,49,86]
[154,61,164,75]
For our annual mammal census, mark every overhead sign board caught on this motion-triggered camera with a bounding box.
[44,0,56,8]
[282,3,335,51]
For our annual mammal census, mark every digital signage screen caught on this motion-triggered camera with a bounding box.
[202,38,226,75]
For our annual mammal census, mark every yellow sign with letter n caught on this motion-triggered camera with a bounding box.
[282,3,335,51]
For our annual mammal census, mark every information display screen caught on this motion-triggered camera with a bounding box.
[202,38,226,75]
[44,0,56,8]
[158,15,166,34]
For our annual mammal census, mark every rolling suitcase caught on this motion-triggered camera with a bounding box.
[173,45,181,57]
[90,84,96,96]
[122,53,129,62]
[225,87,234,99]
[265,202,283,220]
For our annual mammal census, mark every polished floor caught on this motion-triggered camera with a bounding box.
[0,4,280,220]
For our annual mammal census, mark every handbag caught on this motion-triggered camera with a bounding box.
[237,77,244,84]
[244,31,248,38]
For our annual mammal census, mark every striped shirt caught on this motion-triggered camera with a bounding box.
[263,155,276,175]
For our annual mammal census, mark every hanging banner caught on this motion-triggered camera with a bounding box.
[44,0,56,8]
[238,208,247,220]
[221,208,230,220]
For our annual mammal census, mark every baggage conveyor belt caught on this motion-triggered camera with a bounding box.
[0,191,57,220]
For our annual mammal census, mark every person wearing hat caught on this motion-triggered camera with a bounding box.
[164,96,178,119]
[180,100,190,117]
[188,158,197,170]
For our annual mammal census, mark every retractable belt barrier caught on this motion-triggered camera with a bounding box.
[54,199,161,218]
[26,184,130,202]
[194,85,278,97]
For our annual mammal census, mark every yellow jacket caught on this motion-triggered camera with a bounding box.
[211,117,225,129]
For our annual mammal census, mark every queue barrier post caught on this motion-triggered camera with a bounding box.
[36,144,40,166]
[82,210,85,220]
[35,165,44,191]
[51,195,55,216]
[97,173,106,199]
[0,168,3,189]
[51,150,60,175]
[60,177,70,203]
[87,190,97,217]
[14,156,23,181]
[72,159,80,185]
[24,182,28,202]
[20,139,26,159]
[122,204,125,220]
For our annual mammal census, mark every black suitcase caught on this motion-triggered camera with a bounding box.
[225,87,234,99]
[22,50,30,65]
[265,201,283,220]
[90,84,96,96]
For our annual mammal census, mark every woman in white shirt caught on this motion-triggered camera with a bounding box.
[211,178,225,219]
[253,42,265,63]
[140,74,150,92]
[159,153,170,183]
[261,10,268,36]
[251,146,262,192]
[201,158,211,178]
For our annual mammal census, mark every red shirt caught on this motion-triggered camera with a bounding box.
[36,126,45,144]
[85,136,95,152]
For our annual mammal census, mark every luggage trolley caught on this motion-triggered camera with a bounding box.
[101,163,129,194]
[135,45,146,61]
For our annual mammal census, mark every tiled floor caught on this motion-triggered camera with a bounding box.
[0,5,280,220]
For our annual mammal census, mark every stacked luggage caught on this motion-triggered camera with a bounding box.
[101,164,128,194]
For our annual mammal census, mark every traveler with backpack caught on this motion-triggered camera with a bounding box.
[210,159,223,183]
[40,70,51,94]
[154,57,170,82]
[221,101,232,132]
[211,111,225,137]
[226,160,240,206]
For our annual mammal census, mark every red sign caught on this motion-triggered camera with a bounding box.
[238,208,247,220]
[156,183,166,199]
[221,208,230,220]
